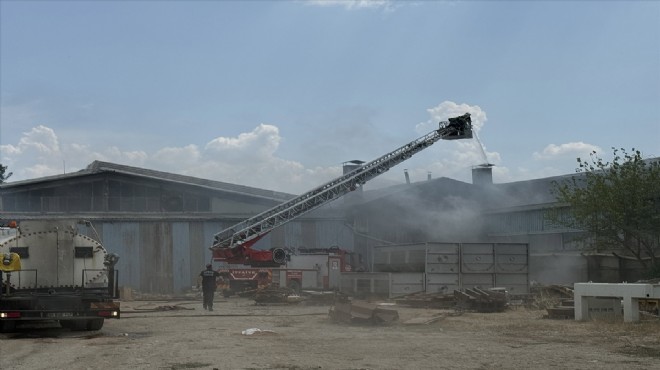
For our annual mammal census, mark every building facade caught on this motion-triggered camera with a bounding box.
[2,160,653,294]
[0,161,354,294]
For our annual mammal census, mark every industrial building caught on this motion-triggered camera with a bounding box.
[0,161,353,294]
[0,160,647,294]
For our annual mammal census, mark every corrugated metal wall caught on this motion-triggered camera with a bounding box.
[257,220,354,250]
[364,242,529,296]
[99,219,354,295]
[172,222,191,293]
[140,222,173,294]
[101,222,141,292]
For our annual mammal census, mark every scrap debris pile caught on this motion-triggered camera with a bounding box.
[329,299,399,324]
[454,288,508,313]
[531,284,576,319]
[251,287,342,305]
[327,287,513,325]
[394,292,456,309]
[254,287,303,305]
[394,288,509,313]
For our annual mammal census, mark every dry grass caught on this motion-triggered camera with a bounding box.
[440,307,660,358]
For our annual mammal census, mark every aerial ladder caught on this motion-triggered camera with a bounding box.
[211,113,473,266]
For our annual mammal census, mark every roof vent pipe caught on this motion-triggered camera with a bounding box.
[404,169,410,184]
[427,172,432,181]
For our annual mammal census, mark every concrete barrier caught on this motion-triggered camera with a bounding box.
[574,283,660,322]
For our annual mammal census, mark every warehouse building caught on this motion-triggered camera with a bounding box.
[0,160,648,294]
[0,161,354,294]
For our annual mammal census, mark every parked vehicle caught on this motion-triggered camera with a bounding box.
[0,220,120,332]
[217,247,359,296]
[210,114,473,266]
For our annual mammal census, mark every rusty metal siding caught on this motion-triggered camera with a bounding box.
[202,221,223,263]
[189,222,207,282]
[171,222,191,293]
[100,222,141,291]
[140,222,173,294]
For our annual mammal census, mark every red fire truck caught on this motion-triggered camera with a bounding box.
[217,247,359,296]
[209,115,472,296]
[210,114,473,268]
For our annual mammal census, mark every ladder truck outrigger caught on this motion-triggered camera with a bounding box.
[211,113,473,266]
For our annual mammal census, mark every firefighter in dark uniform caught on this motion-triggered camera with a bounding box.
[198,264,220,311]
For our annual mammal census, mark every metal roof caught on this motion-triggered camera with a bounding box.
[0,160,295,202]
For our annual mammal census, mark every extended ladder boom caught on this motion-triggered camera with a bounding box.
[211,113,472,261]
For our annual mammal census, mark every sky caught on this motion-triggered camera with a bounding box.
[1,0,659,194]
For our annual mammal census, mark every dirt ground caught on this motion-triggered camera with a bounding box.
[1,296,659,370]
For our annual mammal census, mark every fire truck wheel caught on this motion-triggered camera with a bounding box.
[287,280,301,293]
[0,320,16,333]
[62,319,88,331]
[87,319,105,331]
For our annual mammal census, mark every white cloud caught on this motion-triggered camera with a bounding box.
[195,124,342,191]
[1,122,339,193]
[533,142,601,160]
[205,124,280,161]
[416,101,488,133]
[1,126,148,180]
[1,126,63,178]
[23,163,58,180]
[413,101,498,176]
[1,109,606,195]
[18,125,60,154]
[103,147,148,164]
[152,145,201,171]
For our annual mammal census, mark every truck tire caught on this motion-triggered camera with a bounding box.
[0,320,16,333]
[62,319,88,331]
[87,318,104,331]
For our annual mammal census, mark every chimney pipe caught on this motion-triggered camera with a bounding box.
[404,169,410,184]
[427,172,432,181]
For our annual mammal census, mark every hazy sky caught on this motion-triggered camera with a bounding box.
[1,0,659,194]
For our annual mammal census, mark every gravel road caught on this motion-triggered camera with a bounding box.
[1,297,659,370]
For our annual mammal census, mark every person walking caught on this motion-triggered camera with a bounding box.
[198,263,220,311]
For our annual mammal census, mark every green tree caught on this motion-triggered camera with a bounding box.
[549,148,660,277]
[0,163,11,183]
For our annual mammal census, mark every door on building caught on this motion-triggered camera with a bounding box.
[328,256,341,289]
